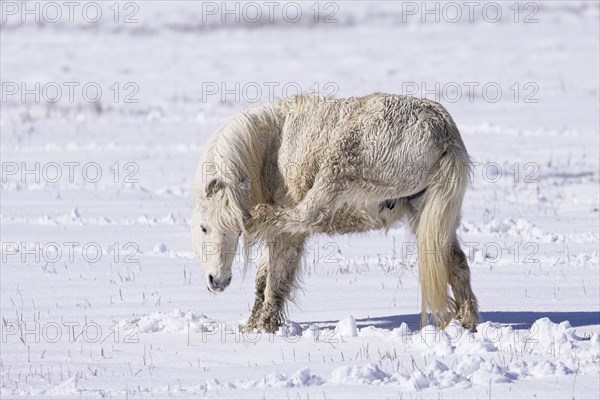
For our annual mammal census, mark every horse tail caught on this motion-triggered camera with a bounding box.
[415,126,471,328]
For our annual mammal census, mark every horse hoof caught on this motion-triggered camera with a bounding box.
[457,318,478,332]
[250,204,272,225]
[243,323,258,333]
[254,204,271,216]
[243,324,278,334]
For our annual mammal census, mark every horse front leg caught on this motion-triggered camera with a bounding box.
[244,252,268,332]
[251,234,305,333]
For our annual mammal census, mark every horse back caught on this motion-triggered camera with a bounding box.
[271,93,461,204]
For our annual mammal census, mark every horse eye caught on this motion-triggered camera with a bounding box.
[200,225,207,234]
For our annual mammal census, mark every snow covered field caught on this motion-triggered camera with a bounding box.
[1,1,599,398]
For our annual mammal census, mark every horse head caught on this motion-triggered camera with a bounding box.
[192,177,251,293]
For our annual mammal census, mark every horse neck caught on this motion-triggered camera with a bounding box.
[214,104,282,203]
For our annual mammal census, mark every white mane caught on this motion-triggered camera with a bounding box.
[193,103,282,233]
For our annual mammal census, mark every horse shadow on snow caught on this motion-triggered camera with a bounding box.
[300,311,600,332]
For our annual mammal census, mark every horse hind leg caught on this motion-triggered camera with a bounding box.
[250,175,390,236]
[448,241,479,331]
[378,186,429,228]
[407,188,479,331]
[250,203,329,236]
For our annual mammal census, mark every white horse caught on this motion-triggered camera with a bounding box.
[191,93,479,333]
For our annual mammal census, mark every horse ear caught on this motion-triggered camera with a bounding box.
[205,178,224,198]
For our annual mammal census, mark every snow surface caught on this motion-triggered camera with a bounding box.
[1,1,599,398]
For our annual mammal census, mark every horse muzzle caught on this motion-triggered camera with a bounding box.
[207,273,232,293]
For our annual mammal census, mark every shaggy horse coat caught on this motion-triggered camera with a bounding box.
[192,93,479,333]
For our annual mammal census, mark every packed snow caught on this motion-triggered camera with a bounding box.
[1,1,599,398]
